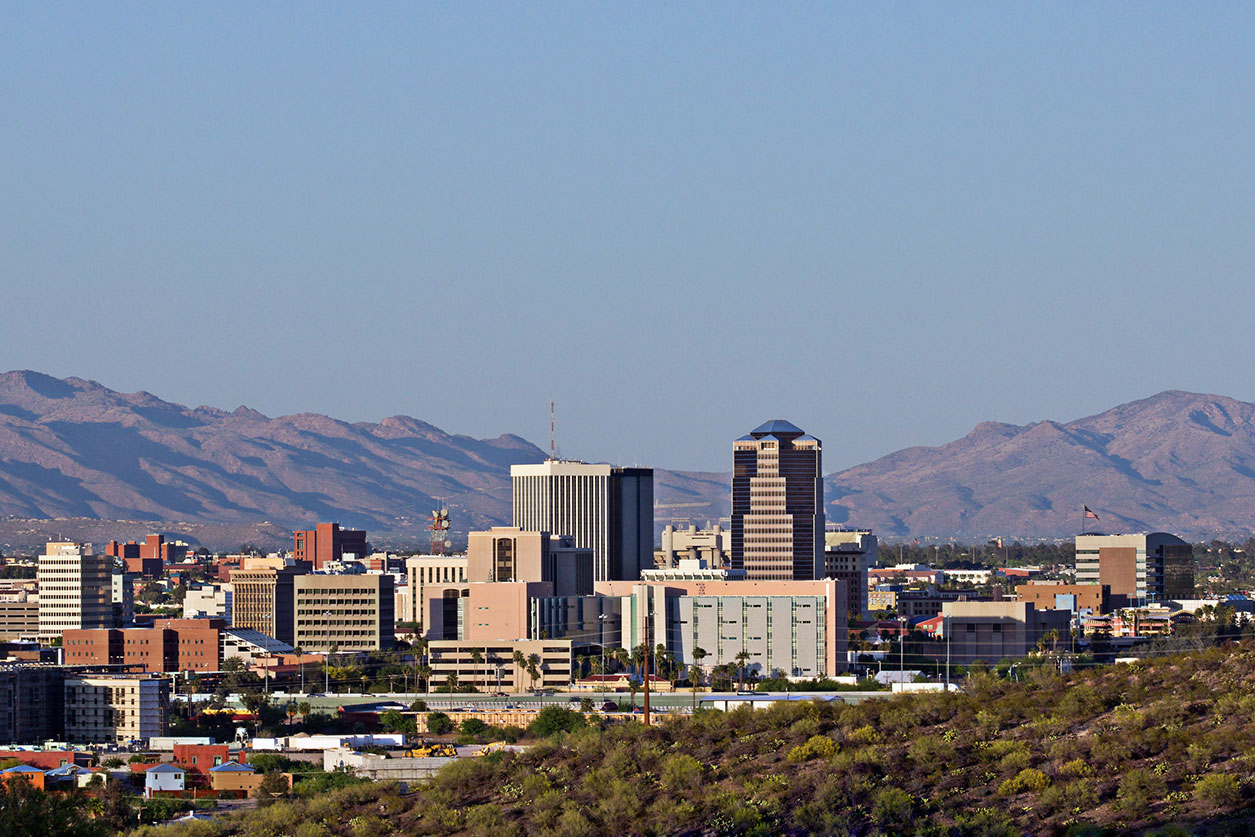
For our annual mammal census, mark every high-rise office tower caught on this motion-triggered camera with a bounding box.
[37,542,112,641]
[731,421,825,580]
[511,461,653,581]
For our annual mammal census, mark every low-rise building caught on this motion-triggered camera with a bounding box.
[64,675,167,744]
[184,584,232,622]
[824,529,878,619]
[426,638,573,693]
[940,601,1072,665]
[293,574,394,651]
[144,762,185,798]
[1016,582,1110,615]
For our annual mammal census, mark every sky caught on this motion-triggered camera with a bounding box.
[3,4,1255,473]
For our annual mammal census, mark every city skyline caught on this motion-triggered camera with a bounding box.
[5,6,1255,472]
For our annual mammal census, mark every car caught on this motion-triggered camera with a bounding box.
[493,692,508,697]
[600,701,618,712]
[566,697,582,704]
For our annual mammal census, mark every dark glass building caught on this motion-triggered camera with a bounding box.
[731,420,825,580]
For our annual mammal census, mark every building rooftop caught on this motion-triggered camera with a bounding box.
[749,419,804,439]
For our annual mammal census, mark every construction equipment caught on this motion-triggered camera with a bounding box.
[405,742,456,758]
[471,741,509,757]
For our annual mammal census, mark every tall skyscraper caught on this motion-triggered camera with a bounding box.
[511,461,653,581]
[37,541,112,640]
[731,420,825,580]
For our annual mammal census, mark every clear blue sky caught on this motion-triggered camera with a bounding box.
[4,4,1254,472]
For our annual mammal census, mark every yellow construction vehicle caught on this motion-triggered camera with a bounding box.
[471,741,510,757]
[405,742,457,758]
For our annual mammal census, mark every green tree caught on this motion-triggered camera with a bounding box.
[427,712,454,735]
[529,707,586,737]
[256,771,290,804]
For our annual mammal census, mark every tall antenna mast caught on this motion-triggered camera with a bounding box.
[550,400,556,461]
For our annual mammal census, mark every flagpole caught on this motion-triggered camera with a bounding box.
[1081,505,1086,536]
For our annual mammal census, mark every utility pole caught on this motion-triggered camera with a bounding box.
[944,614,950,689]
[643,596,651,727]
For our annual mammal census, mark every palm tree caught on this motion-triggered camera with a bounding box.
[526,653,542,691]
[413,638,428,698]
[612,646,629,675]
[418,664,432,696]
[512,650,527,692]
[692,646,708,689]
[470,648,485,692]
[735,650,751,691]
[689,663,704,712]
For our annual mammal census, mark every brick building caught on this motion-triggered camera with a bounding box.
[293,524,368,571]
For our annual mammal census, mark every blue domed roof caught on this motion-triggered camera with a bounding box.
[749,419,804,439]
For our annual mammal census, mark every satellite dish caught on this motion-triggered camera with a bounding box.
[441,507,448,516]
[444,540,452,548]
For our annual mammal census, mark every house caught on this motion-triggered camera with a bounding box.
[1,764,46,790]
[207,761,268,795]
[173,743,246,775]
[44,763,100,789]
[144,762,185,798]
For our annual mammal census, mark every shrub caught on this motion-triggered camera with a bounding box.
[1194,773,1241,808]
[1116,768,1165,818]
[460,718,489,736]
[659,753,703,790]
[1059,758,1092,779]
[998,768,1049,796]
[787,735,837,762]
[870,787,914,829]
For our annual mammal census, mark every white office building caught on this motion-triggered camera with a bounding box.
[37,542,111,641]
[512,460,653,581]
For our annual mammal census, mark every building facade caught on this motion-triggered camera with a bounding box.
[511,460,653,581]
[1074,532,1194,604]
[293,524,369,571]
[37,542,112,641]
[63,675,167,744]
[0,666,65,744]
[824,529,877,619]
[293,575,395,651]
[731,421,825,580]
[230,568,299,645]
[940,601,1073,665]
[403,555,468,630]
[426,639,573,694]
[656,524,732,569]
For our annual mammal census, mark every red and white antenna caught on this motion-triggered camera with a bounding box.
[550,400,556,460]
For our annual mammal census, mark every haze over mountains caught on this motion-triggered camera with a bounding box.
[0,371,1253,549]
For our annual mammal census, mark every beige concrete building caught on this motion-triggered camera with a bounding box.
[427,638,574,693]
[293,574,394,651]
[940,601,1072,665]
[0,597,40,641]
[64,675,167,744]
[37,542,111,641]
[467,528,592,596]
[595,578,848,679]
[656,524,732,569]
[230,568,299,645]
[824,530,878,619]
[403,554,468,629]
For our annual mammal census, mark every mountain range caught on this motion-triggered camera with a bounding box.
[0,371,1253,550]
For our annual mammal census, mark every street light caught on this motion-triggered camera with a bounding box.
[598,613,608,706]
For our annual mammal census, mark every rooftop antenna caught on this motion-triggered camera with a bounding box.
[550,401,555,460]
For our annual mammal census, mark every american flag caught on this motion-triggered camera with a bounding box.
[1083,505,1099,520]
